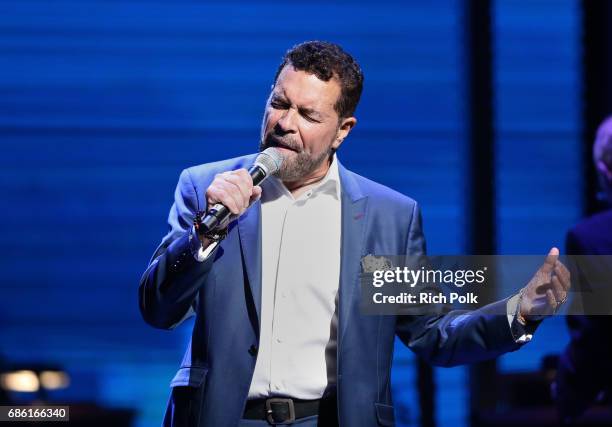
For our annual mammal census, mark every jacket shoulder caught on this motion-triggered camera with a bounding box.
[567,209,612,254]
[346,169,419,209]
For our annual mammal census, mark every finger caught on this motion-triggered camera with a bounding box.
[211,178,244,214]
[540,247,559,274]
[206,185,239,214]
[554,268,570,293]
[206,174,224,204]
[229,168,253,196]
[217,172,249,211]
[216,179,246,213]
[234,168,252,183]
[554,262,571,291]
[546,288,556,313]
[223,172,252,204]
[229,169,254,207]
[551,275,567,304]
[206,179,224,205]
[249,185,262,204]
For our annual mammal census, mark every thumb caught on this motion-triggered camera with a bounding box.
[249,185,262,204]
[540,247,559,273]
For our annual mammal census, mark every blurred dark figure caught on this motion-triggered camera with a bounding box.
[555,116,612,423]
[0,355,9,404]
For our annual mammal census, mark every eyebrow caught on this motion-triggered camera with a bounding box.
[271,92,325,119]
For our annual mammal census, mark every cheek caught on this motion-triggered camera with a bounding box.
[301,126,336,153]
[265,108,282,125]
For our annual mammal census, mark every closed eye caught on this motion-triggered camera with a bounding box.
[300,111,321,123]
[271,100,289,109]
[298,107,323,123]
[270,96,323,123]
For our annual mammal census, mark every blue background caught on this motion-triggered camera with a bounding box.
[0,1,582,426]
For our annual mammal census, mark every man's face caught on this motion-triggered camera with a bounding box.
[259,65,346,182]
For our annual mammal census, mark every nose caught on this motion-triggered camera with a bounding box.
[276,108,298,134]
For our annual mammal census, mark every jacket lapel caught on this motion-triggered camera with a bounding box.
[236,161,368,343]
[237,199,262,331]
[338,163,368,343]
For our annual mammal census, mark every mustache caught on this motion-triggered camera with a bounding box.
[263,134,301,152]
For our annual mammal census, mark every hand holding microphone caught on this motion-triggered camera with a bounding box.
[199,148,284,235]
[206,168,261,220]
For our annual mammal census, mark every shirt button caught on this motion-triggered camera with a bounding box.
[275,337,282,343]
[281,292,287,298]
[274,384,281,391]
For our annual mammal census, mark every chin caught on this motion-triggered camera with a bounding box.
[275,167,298,182]
[276,163,307,182]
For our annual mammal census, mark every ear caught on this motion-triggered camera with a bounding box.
[333,116,357,150]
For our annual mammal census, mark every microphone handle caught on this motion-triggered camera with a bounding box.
[200,165,267,232]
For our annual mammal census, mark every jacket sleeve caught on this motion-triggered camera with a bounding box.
[138,168,217,330]
[395,202,524,367]
[554,229,612,419]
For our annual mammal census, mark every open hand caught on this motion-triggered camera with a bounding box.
[519,247,571,321]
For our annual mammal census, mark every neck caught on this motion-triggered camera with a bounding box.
[283,157,332,198]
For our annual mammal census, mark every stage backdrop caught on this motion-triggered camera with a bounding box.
[0,1,581,426]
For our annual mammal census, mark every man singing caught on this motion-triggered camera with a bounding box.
[139,41,570,427]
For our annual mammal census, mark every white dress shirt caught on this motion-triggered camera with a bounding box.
[248,155,342,399]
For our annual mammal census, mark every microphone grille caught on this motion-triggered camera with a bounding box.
[255,147,284,175]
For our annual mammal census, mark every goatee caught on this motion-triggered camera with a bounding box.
[259,138,332,182]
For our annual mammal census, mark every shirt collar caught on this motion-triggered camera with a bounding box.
[314,153,341,200]
[267,153,341,201]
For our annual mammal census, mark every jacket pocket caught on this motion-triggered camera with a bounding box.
[167,367,208,427]
[170,366,208,388]
[374,402,395,426]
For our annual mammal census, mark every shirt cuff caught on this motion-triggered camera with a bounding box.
[507,293,533,344]
[189,225,219,262]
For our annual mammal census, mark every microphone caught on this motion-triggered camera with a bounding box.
[199,147,284,232]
